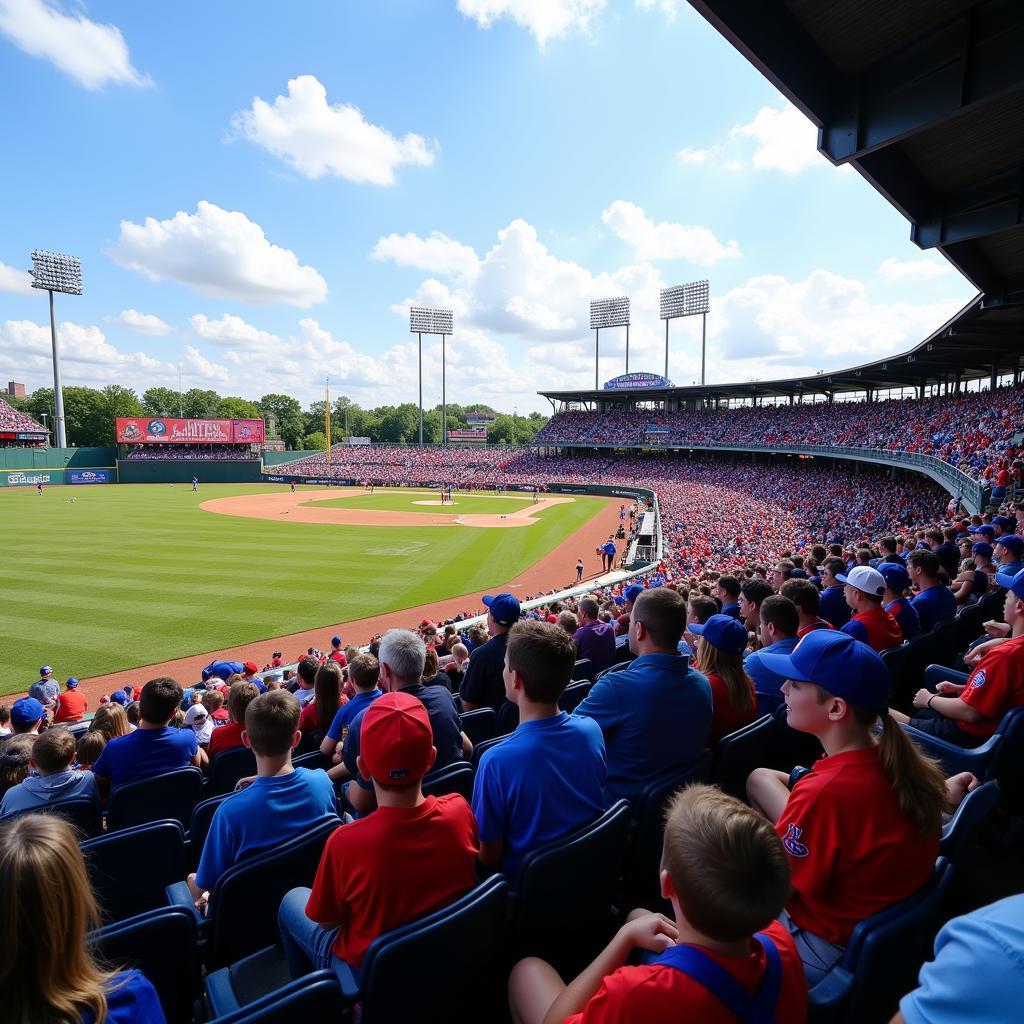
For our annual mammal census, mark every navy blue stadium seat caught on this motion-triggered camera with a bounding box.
[623,751,712,909]
[558,679,593,713]
[167,815,340,969]
[940,779,1000,870]
[889,634,937,710]
[903,705,1024,784]
[511,799,631,975]
[954,603,986,652]
[808,858,953,1024]
[496,700,519,735]
[458,707,497,746]
[205,877,510,1022]
[470,733,509,770]
[571,657,594,681]
[0,795,101,837]
[83,820,188,925]
[291,750,332,772]
[978,586,1007,622]
[713,708,822,801]
[106,766,205,831]
[207,746,257,796]
[208,971,344,1024]
[925,618,959,667]
[421,760,474,802]
[595,659,631,681]
[90,906,200,1024]
[188,792,233,871]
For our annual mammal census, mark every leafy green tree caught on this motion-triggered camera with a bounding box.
[259,393,305,449]
[376,403,420,443]
[301,431,327,450]
[142,387,183,416]
[181,389,221,419]
[216,396,261,419]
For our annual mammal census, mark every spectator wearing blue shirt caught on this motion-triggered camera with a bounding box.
[28,665,60,710]
[0,728,99,817]
[321,652,383,780]
[993,535,1024,577]
[818,557,852,629]
[712,575,742,619]
[743,595,800,716]
[574,587,712,801]
[907,550,957,632]
[474,620,607,877]
[185,690,338,915]
[880,563,921,641]
[92,677,205,796]
[201,660,244,683]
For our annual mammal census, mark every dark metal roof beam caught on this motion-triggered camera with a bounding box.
[819,1,1024,164]
[914,165,1024,247]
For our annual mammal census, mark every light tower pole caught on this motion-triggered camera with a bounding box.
[409,306,454,446]
[659,279,710,386]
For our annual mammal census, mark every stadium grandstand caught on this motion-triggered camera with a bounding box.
[4,3,1024,1023]
[0,396,48,447]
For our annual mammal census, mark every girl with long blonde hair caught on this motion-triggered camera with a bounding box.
[88,704,130,742]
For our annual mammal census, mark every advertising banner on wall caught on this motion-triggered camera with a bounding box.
[116,418,264,444]
[68,469,111,484]
[0,470,56,487]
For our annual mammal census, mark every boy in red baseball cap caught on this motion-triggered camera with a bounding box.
[277,691,479,974]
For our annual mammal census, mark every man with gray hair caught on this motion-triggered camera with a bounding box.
[572,597,617,674]
[341,629,471,814]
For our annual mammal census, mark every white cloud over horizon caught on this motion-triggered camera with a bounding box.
[371,230,480,281]
[110,308,172,336]
[601,200,742,264]
[0,260,37,296]
[877,255,953,284]
[457,0,606,48]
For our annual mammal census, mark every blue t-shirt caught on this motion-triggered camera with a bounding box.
[80,969,166,1024]
[195,767,337,890]
[203,660,244,681]
[472,712,607,876]
[819,585,852,629]
[92,726,198,789]
[720,602,741,619]
[744,636,799,715]
[885,597,921,640]
[326,688,383,741]
[573,653,712,801]
[910,585,957,632]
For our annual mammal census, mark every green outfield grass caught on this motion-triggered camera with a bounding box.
[305,489,538,516]
[1,484,606,694]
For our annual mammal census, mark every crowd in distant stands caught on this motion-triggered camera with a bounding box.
[0,397,46,434]
[532,385,1024,482]
[121,444,259,461]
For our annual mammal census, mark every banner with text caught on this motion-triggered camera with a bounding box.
[116,418,264,444]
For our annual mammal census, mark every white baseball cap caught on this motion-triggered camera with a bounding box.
[836,565,886,597]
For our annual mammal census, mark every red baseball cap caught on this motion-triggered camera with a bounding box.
[359,692,434,785]
[243,661,258,674]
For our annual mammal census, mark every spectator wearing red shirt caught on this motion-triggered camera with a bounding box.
[747,631,946,984]
[780,579,834,638]
[688,615,757,743]
[508,785,806,1024]
[298,661,347,744]
[893,566,1024,745]
[327,635,347,666]
[52,679,87,724]
[207,681,260,760]
[277,691,479,973]
[838,566,903,652]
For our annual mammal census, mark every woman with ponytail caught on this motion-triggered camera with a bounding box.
[0,813,165,1023]
[688,613,757,742]
[745,629,946,984]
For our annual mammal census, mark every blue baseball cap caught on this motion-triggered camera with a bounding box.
[66,677,79,688]
[972,541,994,558]
[757,630,891,714]
[969,524,995,539]
[689,614,749,655]
[482,593,521,627]
[331,635,342,646]
[992,515,1014,531]
[624,584,644,604]
[11,697,45,725]
[878,563,911,590]
[995,535,1024,557]
[995,566,1024,601]
[109,689,130,706]
[39,666,52,676]
[613,596,625,606]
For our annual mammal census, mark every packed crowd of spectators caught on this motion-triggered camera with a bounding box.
[0,397,46,435]
[120,445,259,461]
[533,385,1024,482]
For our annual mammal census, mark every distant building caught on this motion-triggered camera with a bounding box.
[7,381,26,398]
[466,410,496,428]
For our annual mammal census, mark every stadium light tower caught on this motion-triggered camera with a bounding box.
[30,250,82,449]
[589,297,630,390]
[409,306,454,446]
[660,279,710,385]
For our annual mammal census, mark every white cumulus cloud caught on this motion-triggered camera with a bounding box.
[371,230,479,281]
[601,200,741,264]
[0,260,37,296]
[111,308,172,336]
[109,201,327,308]
[0,0,150,89]
[188,313,280,350]
[877,256,953,284]
[635,0,681,18]
[729,103,826,175]
[457,0,605,47]
[231,75,436,186]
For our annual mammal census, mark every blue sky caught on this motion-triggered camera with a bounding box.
[0,0,976,413]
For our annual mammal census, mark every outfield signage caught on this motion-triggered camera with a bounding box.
[68,469,111,484]
[116,417,265,444]
[604,372,670,390]
[448,429,487,442]
[0,470,56,487]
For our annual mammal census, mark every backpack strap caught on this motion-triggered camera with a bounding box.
[654,932,781,1024]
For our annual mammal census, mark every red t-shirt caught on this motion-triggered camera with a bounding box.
[305,794,479,966]
[706,672,757,744]
[208,721,245,759]
[53,690,87,722]
[563,920,806,1024]
[797,619,835,638]
[777,746,938,943]
[299,696,347,735]
[848,605,902,652]
[329,651,348,666]
[957,634,1024,737]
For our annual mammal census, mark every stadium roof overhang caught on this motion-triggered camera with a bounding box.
[543,1,1024,407]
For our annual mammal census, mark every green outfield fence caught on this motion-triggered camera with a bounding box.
[116,459,264,484]
[0,447,117,487]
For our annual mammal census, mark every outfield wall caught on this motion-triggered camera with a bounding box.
[262,449,324,466]
[0,447,118,486]
[117,459,263,484]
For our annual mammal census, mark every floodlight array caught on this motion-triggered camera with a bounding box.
[30,250,82,295]
[409,306,454,335]
[660,279,709,319]
[589,296,630,330]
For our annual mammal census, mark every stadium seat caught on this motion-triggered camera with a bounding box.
[207,746,258,796]
[511,799,631,975]
[496,700,520,735]
[903,705,1024,784]
[954,603,986,652]
[188,792,233,871]
[940,779,1000,870]
[558,679,593,713]
[808,858,953,1024]
[925,618,959,669]
[470,733,509,770]
[166,816,341,969]
[978,586,1007,622]
[889,634,938,710]
[83,820,189,925]
[713,708,822,801]
[0,795,101,838]
[204,878,509,1022]
[106,766,205,831]
[622,751,712,910]
[458,707,497,746]
[207,971,344,1024]
[90,906,200,1024]
[291,750,332,772]
[595,659,631,681]
[571,657,594,681]
[421,760,474,801]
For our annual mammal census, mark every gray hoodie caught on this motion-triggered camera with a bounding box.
[0,769,98,816]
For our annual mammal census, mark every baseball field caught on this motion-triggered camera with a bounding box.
[1,483,612,696]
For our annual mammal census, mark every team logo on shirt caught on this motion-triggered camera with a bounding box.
[782,823,809,858]
[969,670,985,690]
